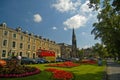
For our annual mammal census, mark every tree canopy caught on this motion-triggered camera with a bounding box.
[88,0,120,60]
[89,0,120,13]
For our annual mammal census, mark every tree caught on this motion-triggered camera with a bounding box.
[78,49,84,60]
[88,0,120,13]
[89,0,120,60]
[92,43,108,58]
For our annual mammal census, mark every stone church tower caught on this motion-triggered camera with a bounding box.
[71,28,77,58]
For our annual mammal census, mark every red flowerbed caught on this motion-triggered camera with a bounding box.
[47,61,79,68]
[0,68,41,78]
[45,68,73,80]
[81,59,97,64]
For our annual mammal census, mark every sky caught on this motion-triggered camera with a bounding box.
[0,0,101,49]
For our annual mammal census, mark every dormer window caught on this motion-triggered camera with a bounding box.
[2,22,7,28]
[16,27,22,31]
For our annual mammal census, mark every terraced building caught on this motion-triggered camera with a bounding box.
[0,23,61,59]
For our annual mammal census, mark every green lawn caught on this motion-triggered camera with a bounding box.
[0,63,105,80]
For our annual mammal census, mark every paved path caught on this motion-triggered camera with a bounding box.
[107,59,120,80]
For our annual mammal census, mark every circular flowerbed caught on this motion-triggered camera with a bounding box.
[0,57,41,78]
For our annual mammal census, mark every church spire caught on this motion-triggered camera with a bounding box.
[72,28,76,41]
[71,28,77,58]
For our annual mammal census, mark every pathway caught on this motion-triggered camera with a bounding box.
[106,59,120,80]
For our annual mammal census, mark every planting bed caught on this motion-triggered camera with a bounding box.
[46,61,79,68]
[0,57,41,78]
[45,68,73,80]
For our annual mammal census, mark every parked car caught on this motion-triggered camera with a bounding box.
[71,58,80,61]
[56,58,64,62]
[1,57,11,62]
[60,58,72,62]
[21,57,37,64]
[35,58,48,64]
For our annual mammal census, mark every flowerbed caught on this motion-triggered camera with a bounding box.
[0,56,41,78]
[81,59,97,64]
[0,68,40,78]
[45,68,73,80]
[47,61,79,68]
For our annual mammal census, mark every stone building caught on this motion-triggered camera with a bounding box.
[58,28,79,59]
[0,23,60,59]
[82,48,93,57]
[58,43,72,59]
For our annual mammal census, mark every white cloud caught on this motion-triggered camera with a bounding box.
[33,14,42,23]
[52,0,98,30]
[80,0,93,13]
[83,45,91,49]
[64,27,67,31]
[52,0,81,13]
[78,45,91,49]
[81,32,86,35]
[52,26,57,30]
[63,14,87,29]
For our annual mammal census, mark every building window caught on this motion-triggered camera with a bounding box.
[34,39,36,43]
[4,31,8,36]
[13,33,17,38]
[8,52,10,56]
[12,41,16,48]
[27,53,30,58]
[20,52,22,56]
[33,53,35,59]
[28,45,30,49]
[28,37,30,42]
[33,46,35,50]
[3,40,7,46]
[2,50,6,57]
[20,43,23,49]
[20,35,23,40]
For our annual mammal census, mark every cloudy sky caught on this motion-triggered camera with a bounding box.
[0,0,100,49]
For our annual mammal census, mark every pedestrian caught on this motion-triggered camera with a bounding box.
[98,58,102,66]
[17,55,21,65]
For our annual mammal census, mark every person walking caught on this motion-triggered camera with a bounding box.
[17,55,21,65]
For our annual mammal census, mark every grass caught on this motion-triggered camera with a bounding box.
[0,62,105,80]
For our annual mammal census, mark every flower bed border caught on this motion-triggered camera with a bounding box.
[81,59,97,64]
[0,68,41,78]
[46,61,79,68]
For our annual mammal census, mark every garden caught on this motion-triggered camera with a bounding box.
[0,58,105,80]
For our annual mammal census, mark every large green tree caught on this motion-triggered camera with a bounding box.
[89,0,120,60]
